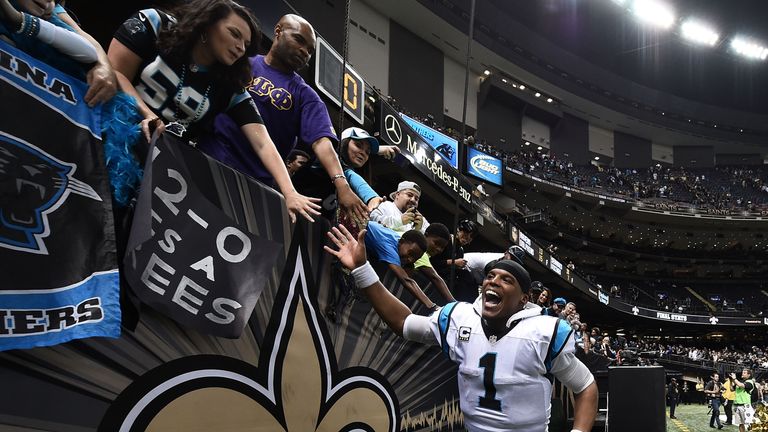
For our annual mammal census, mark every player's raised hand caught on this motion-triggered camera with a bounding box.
[324,225,367,270]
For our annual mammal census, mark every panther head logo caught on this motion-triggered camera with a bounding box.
[0,133,101,255]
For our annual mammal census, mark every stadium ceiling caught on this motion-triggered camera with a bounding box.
[493,0,768,112]
[367,0,768,155]
[434,0,768,113]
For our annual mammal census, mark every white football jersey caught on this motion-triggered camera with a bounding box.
[427,302,574,432]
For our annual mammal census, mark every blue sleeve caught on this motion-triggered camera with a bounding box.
[437,302,458,356]
[345,168,379,203]
[545,319,573,372]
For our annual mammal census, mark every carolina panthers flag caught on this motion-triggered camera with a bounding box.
[0,41,120,350]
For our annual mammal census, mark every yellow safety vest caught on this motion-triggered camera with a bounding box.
[722,380,736,401]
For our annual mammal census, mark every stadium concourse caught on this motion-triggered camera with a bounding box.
[2,0,768,432]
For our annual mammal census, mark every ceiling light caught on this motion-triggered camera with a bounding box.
[594,156,600,160]
[632,0,675,29]
[537,146,543,150]
[535,92,541,97]
[519,85,526,90]
[731,37,768,60]
[681,19,719,46]
[547,98,553,103]
[502,78,507,83]
[525,141,530,146]
[483,70,491,75]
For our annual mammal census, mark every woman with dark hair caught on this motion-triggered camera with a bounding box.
[291,126,383,224]
[108,0,319,222]
[537,286,553,308]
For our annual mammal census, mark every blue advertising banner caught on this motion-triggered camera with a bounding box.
[0,41,120,350]
[466,147,502,186]
[400,113,459,168]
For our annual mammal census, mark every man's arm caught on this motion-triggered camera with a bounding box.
[388,264,436,309]
[241,123,322,223]
[418,266,455,303]
[57,9,117,106]
[325,226,412,335]
[551,353,597,432]
[369,202,409,231]
[312,137,368,222]
[572,382,598,432]
[731,374,745,389]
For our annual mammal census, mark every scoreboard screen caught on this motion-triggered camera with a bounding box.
[314,37,365,125]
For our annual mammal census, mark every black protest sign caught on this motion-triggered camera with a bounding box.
[125,135,280,338]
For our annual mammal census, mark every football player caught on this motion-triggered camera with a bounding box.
[325,224,598,432]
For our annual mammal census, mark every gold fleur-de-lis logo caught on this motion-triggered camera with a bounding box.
[99,233,399,432]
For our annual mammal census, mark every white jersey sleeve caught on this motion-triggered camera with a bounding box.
[402,314,439,345]
[463,252,504,272]
[36,19,98,63]
[548,325,594,393]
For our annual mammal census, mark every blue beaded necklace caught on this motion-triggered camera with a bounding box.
[173,64,212,127]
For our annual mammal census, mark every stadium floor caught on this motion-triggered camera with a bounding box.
[666,404,742,432]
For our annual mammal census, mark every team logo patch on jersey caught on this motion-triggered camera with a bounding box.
[0,133,101,254]
[458,326,472,342]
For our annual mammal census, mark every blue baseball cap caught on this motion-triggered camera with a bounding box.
[553,297,567,306]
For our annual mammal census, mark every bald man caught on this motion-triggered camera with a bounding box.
[201,14,369,222]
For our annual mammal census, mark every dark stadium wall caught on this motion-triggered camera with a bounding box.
[280,0,346,52]
[551,113,589,165]
[673,146,715,168]
[388,20,444,121]
[0,367,108,429]
[476,98,522,152]
[614,132,652,169]
[65,0,294,55]
[716,153,764,166]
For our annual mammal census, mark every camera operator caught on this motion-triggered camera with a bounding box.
[705,372,724,429]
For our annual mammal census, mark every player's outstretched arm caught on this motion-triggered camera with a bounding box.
[572,381,598,432]
[551,352,598,432]
[325,225,412,336]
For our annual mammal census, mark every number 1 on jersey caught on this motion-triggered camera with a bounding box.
[479,353,502,411]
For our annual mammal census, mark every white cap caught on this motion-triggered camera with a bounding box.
[389,180,421,200]
[340,127,379,154]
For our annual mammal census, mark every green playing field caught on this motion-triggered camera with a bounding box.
[666,403,745,432]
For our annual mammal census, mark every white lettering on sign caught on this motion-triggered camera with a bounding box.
[470,154,500,175]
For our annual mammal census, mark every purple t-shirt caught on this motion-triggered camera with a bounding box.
[199,55,336,183]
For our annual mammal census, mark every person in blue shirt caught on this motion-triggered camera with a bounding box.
[363,222,441,311]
